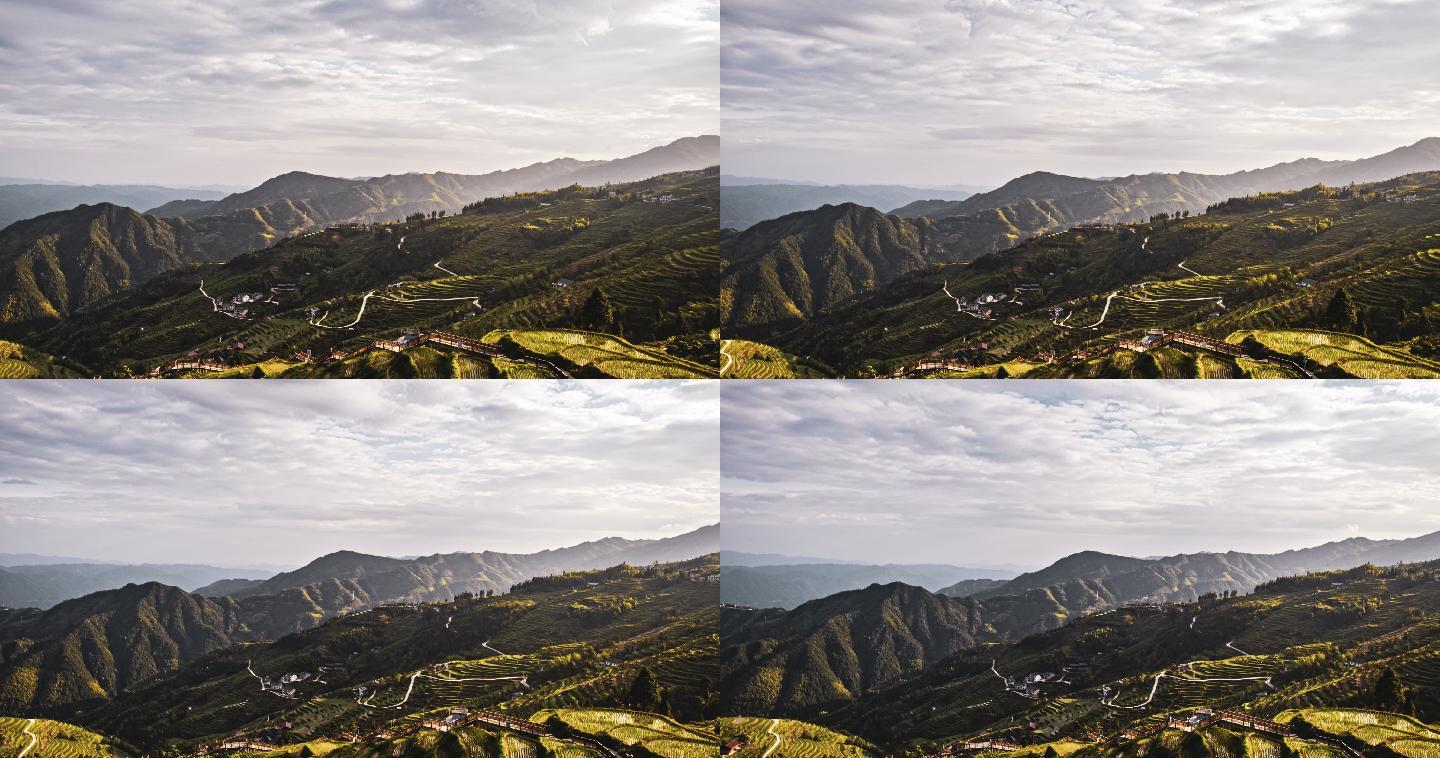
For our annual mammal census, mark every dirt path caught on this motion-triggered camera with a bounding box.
[18,718,37,758]
[309,290,480,330]
[434,260,460,276]
[1101,669,1271,710]
[720,340,734,376]
[356,664,526,710]
[761,718,782,758]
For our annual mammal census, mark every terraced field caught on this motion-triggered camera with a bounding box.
[537,708,718,755]
[721,338,828,378]
[1227,328,1440,377]
[714,717,876,758]
[1279,708,1440,756]
[0,717,130,757]
[0,339,84,377]
[484,329,716,378]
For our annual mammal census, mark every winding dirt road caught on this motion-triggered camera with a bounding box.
[1100,669,1272,710]
[356,664,526,710]
[761,718,782,758]
[18,718,37,758]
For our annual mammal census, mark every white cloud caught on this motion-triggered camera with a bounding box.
[721,381,1440,568]
[0,0,719,185]
[721,0,1440,185]
[0,380,718,567]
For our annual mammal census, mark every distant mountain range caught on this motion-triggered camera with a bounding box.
[0,183,230,229]
[721,138,1440,335]
[789,560,1440,753]
[721,550,866,566]
[0,525,717,713]
[0,562,273,609]
[721,529,1440,715]
[895,137,1440,258]
[720,177,974,231]
[721,563,1011,610]
[0,135,717,330]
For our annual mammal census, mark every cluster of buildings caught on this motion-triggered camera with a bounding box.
[643,193,678,204]
[953,291,1014,318]
[216,292,266,319]
[686,568,720,583]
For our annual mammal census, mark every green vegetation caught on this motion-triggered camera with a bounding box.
[0,339,85,377]
[1281,708,1440,756]
[0,717,131,757]
[727,172,1440,378]
[1228,328,1440,378]
[5,170,718,378]
[52,558,719,755]
[714,717,878,757]
[484,328,717,378]
[720,338,830,378]
[723,559,1440,757]
[536,707,719,755]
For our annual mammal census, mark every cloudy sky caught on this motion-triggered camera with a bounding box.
[0,0,718,187]
[0,381,717,568]
[723,0,1440,186]
[723,382,1440,569]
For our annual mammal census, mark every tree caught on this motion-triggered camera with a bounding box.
[1375,667,1411,712]
[1325,287,1358,330]
[581,287,615,330]
[390,352,417,379]
[627,667,664,710]
[436,353,456,379]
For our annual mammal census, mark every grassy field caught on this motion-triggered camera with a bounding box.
[486,328,717,378]
[0,339,85,378]
[0,717,131,757]
[720,338,829,378]
[1227,328,1440,377]
[714,717,876,758]
[1279,708,1440,757]
[536,708,718,756]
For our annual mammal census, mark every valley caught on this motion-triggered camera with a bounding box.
[0,548,721,756]
[0,140,719,379]
[720,142,1440,380]
[719,555,1440,758]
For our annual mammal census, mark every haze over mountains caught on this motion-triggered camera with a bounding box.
[720,176,976,231]
[721,528,1440,715]
[0,561,274,610]
[721,562,1011,610]
[0,525,717,713]
[0,183,230,229]
[0,136,717,330]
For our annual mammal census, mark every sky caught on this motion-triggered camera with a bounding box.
[722,381,1440,569]
[0,0,718,187]
[0,381,718,569]
[722,0,1440,186]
